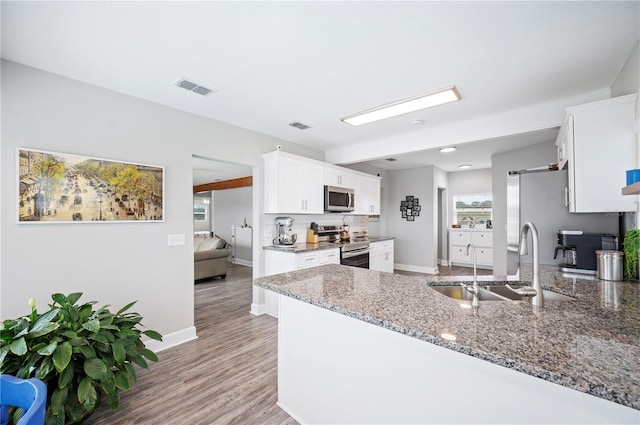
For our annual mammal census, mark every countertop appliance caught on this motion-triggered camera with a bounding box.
[315,224,369,268]
[273,216,297,245]
[555,230,617,274]
[324,185,355,212]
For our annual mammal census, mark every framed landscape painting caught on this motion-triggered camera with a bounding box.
[17,148,164,223]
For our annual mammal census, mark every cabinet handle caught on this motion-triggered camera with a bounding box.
[564,187,570,207]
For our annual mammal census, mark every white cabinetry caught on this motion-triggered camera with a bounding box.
[556,94,637,213]
[264,247,340,276]
[355,175,381,215]
[264,151,324,214]
[370,240,394,273]
[449,229,493,269]
[324,168,357,189]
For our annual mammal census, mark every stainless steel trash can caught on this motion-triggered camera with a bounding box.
[595,250,623,281]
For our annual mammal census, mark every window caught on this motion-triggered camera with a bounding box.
[453,193,492,226]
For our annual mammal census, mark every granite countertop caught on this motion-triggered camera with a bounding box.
[263,242,339,253]
[367,236,395,242]
[254,264,640,410]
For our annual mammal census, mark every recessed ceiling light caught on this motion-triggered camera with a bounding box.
[440,147,456,153]
[458,164,472,169]
[341,86,461,126]
[385,158,397,162]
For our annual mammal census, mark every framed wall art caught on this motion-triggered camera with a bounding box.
[399,195,421,221]
[17,148,164,223]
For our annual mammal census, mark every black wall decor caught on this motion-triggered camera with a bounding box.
[400,195,421,221]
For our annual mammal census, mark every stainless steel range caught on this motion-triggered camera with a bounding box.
[316,224,370,269]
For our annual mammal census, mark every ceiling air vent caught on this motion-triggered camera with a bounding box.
[176,78,216,96]
[385,158,397,162]
[289,121,312,130]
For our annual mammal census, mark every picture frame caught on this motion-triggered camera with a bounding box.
[17,148,164,223]
[400,195,421,221]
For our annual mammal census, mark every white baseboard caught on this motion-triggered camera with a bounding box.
[234,259,253,267]
[393,263,439,274]
[439,259,450,266]
[143,326,197,353]
[250,302,265,316]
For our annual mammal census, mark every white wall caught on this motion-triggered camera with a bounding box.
[386,166,443,273]
[212,186,252,245]
[0,60,323,348]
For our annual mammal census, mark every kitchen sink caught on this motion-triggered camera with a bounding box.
[483,285,575,301]
[430,285,507,301]
[431,284,575,302]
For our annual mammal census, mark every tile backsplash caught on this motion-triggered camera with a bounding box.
[264,214,369,244]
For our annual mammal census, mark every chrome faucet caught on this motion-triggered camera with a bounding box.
[506,221,544,307]
[461,243,480,308]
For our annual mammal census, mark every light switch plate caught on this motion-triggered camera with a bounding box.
[168,234,186,246]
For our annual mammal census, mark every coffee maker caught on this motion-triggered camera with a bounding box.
[554,230,617,274]
[273,216,297,245]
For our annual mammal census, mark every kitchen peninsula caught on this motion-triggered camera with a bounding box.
[254,264,639,424]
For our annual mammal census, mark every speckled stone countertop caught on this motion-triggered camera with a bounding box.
[254,264,640,410]
[263,242,338,253]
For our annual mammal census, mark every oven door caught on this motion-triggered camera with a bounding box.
[341,248,369,269]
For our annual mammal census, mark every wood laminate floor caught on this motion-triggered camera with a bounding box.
[84,262,489,424]
[84,263,296,425]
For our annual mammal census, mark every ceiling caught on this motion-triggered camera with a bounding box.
[2,1,638,180]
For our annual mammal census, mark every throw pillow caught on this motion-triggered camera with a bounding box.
[199,237,220,251]
[214,238,227,249]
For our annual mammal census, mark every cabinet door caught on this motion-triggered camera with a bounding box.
[295,252,319,270]
[450,246,470,263]
[475,248,493,265]
[356,176,381,215]
[318,248,340,265]
[567,95,636,213]
[450,231,471,246]
[471,231,492,248]
[324,168,356,189]
[273,156,324,214]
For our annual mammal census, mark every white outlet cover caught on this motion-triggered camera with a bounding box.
[168,234,186,246]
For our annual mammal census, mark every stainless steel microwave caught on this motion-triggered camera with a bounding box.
[324,185,355,212]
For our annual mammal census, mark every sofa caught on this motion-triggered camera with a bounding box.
[194,234,230,281]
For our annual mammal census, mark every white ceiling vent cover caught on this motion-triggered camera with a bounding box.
[289,121,312,130]
[176,78,216,96]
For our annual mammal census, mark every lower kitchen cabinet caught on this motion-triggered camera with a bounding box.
[264,247,340,318]
[449,229,493,269]
[370,240,394,273]
[265,247,340,276]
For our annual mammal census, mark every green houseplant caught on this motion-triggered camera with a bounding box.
[623,229,640,280]
[0,293,162,425]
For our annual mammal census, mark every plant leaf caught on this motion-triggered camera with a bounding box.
[101,377,116,396]
[65,392,84,423]
[124,363,137,383]
[0,345,10,366]
[111,342,126,365]
[139,348,159,363]
[78,344,97,359]
[52,341,72,372]
[106,392,120,411]
[116,300,137,315]
[142,330,163,341]
[114,369,130,391]
[51,293,67,305]
[130,355,148,369]
[77,376,98,412]
[50,386,68,416]
[66,293,83,305]
[58,360,74,389]
[29,308,59,333]
[46,411,65,425]
[82,319,100,333]
[29,322,60,339]
[84,358,109,380]
[36,356,55,380]
[10,337,27,356]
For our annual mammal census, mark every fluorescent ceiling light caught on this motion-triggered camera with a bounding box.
[341,86,461,126]
[458,164,472,169]
[440,146,456,153]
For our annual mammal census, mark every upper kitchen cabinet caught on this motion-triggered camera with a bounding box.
[556,94,637,213]
[324,167,357,189]
[355,174,381,215]
[264,151,324,214]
